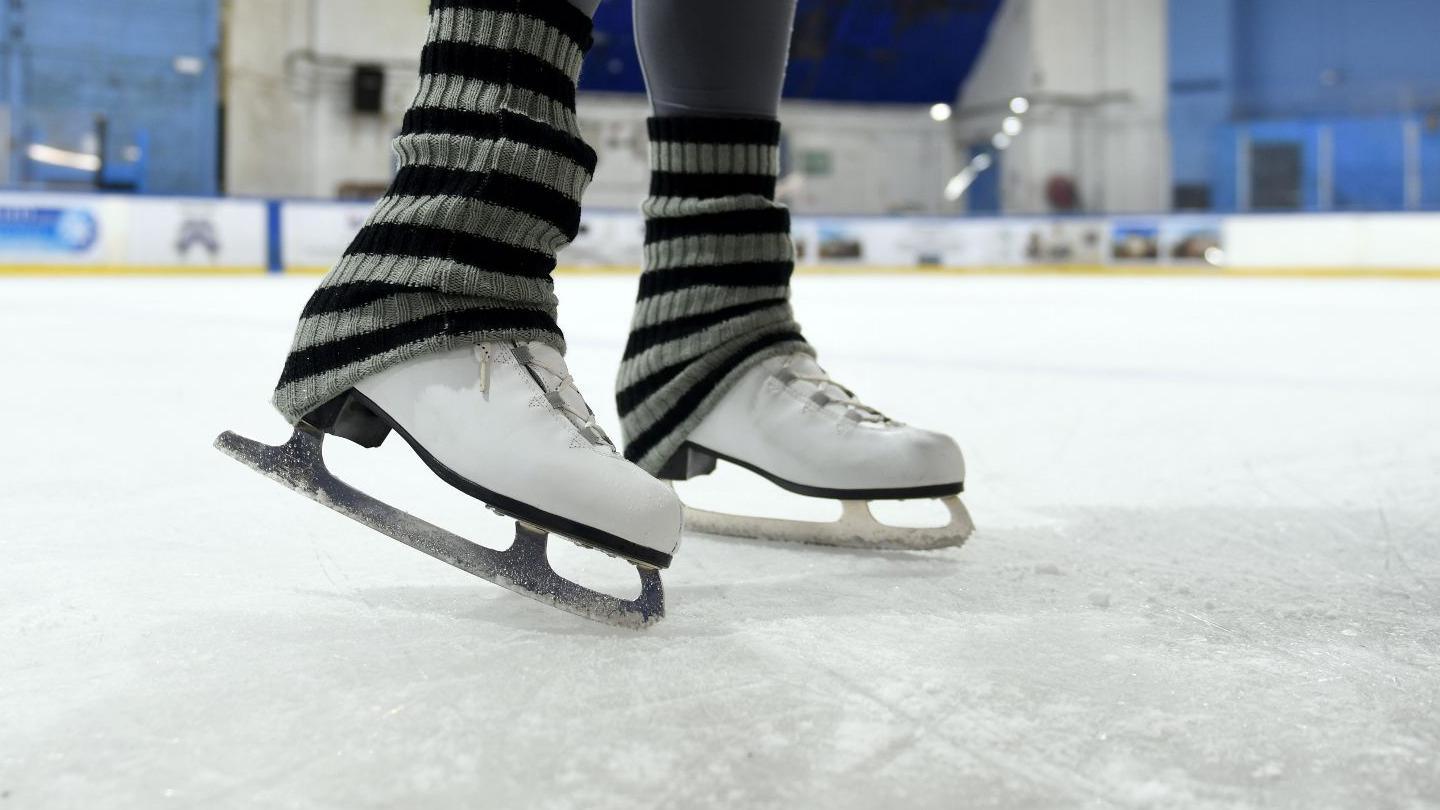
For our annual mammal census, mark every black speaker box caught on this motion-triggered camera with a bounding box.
[352,65,385,114]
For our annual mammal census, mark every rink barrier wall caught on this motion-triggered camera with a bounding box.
[3,192,1440,279]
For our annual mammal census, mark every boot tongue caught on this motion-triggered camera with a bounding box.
[784,353,826,378]
[522,342,593,419]
[783,354,848,403]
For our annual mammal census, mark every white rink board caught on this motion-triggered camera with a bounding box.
[3,191,1440,275]
[1222,212,1440,268]
[0,192,266,271]
[280,199,373,272]
[279,203,1440,273]
[125,197,268,270]
[564,209,646,266]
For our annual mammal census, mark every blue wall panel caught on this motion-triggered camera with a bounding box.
[1168,0,1235,187]
[1236,0,1440,118]
[1170,0,1440,211]
[966,144,999,215]
[1330,119,1405,211]
[1209,126,1238,211]
[1421,125,1440,210]
[1211,118,1413,212]
[3,0,219,195]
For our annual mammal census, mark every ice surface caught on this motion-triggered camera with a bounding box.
[2,274,1437,809]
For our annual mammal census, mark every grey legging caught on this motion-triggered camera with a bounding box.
[568,0,797,119]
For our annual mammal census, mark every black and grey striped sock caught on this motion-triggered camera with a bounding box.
[273,0,597,424]
[615,117,813,474]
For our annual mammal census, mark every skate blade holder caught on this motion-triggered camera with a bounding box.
[663,444,974,551]
[684,497,973,550]
[214,426,665,628]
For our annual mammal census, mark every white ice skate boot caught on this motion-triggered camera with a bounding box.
[217,342,681,627]
[658,353,973,550]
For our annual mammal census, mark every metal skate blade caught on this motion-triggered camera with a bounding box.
[215,427,664,628]
[487,508,662,571]
[682,495,974,551]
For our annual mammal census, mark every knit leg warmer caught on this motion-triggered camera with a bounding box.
[273,0,597,424]
[615,116,813,474]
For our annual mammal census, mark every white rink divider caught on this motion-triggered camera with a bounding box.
[1,191,1438,278]
[0,192,268,275]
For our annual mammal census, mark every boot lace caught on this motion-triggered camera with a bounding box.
[777,359,890,424]
[474,343,614,448]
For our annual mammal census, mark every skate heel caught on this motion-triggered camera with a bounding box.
[656,443,717,481]
[301,390,392,448]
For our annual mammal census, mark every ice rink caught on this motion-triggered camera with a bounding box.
[3,272,1438,808]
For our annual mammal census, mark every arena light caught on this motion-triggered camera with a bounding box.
[991,132,1012,150]
[26,144,101,172]
[1002,116,1023,136]
[943,167,978,201]
[971,153,993,172]
[1010,96,1030,115]
[929,103,953,122]
[173,55,205,76]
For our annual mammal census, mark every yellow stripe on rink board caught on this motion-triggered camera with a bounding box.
[892,264,1440,280]
[0,264,269,277]
[559,263,1440,280]
[5,262,1440,280]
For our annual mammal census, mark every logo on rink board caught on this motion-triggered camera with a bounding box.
[0,207,99,253]
[176,216,221,259]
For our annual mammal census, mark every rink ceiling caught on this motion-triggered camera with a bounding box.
[1,273,1437,808]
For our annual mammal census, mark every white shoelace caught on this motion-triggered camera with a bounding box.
[531,352,608,440]
[781,363,890,423]
[476,343,612,447]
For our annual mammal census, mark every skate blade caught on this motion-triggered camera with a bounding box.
[682,496,974,551]
[214,426,664,629]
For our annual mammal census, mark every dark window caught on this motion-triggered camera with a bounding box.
[1173,184,1212,211]
[1251,142,1302,210]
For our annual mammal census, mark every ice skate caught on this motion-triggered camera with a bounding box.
[217,342,681,628]
[657,353,973,550]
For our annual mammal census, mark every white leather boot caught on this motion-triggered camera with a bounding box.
[348,342,683,569]
[660,353,972,550]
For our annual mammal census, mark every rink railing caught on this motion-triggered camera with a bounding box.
[3,192,1440,279]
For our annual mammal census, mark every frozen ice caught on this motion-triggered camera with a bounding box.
[2,274,1438,808]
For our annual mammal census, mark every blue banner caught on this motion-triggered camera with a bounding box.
[0,207,100,253]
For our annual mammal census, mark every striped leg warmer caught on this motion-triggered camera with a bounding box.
[272,0,597,424]
[615,117,814,474]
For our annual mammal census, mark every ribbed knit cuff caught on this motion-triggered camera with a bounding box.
[428,0,596,53]
[616,115,811,473]
[646,117,782,199]
[273,0,597,425]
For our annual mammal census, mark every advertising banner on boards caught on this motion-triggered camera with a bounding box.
[127,198,268,270]
[0,193,267,272]
[0,195,112,265]
[3,193,1435,277]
